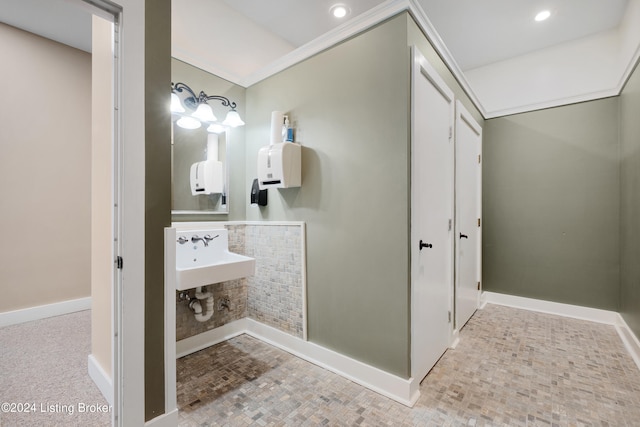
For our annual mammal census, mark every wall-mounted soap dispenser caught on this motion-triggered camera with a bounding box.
[250,178,268,206]
[257,142,301,190]
[190,159,223,195]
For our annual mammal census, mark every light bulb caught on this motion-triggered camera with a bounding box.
[535,10,551,22]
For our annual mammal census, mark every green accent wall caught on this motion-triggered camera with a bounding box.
[620,62,640,337]
[483,98,621,310]
[145,0,171,420]
[242,13,482,378]
[245,14,411,377]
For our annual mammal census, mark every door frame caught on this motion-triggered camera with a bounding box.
[410,45,455,382]
[80,0,147,424]
[453,100,483,330]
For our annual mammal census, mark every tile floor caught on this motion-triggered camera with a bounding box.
[177,304,640,426]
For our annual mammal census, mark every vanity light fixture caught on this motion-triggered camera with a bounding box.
[171,82,245,131]
[535,10,551,22]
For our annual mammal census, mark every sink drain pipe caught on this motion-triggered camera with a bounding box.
[189,286,214,322]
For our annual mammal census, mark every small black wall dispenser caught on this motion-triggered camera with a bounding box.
[251,178,268,206]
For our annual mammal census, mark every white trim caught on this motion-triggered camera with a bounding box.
[164,228,177,416]
[175,318,417,407]
[406,0,486,118]
[171,220,306,228]
[300,222,308,341]
[88,354,113,406]
[144,408,179,427]
[177,318,247,358]
[615,314,640,372]
[246,319,418,407]
[482,87,621,119]
[481,292,619,324]
[481,292,640,373]
[0,297,91,328]
[450,328,460,349]
[239,0,411,88]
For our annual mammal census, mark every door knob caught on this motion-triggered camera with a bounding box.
[419,240,433,250]
[459,233,468,239]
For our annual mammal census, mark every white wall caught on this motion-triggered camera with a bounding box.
[465,0,640,118]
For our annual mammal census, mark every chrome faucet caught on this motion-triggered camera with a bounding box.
[191,235,206,246]
[203,234,219,245]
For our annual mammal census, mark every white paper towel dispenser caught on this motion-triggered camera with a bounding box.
[190,160,223,195]
[257,142,301,190]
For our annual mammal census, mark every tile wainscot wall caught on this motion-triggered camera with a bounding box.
[176,223,305,341]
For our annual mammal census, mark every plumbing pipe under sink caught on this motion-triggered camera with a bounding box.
[190,286,214,322]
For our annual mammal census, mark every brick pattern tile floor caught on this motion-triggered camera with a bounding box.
[177,304,640,426]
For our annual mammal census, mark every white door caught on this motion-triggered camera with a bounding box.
[411,47,454,382]
[455,101,482,329]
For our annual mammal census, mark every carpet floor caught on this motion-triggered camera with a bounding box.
[0,310,111,427]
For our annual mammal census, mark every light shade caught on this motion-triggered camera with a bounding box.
[222,110,245,127]
[176,116,201,130]
[192,103,217,122]
[170,93,185,113]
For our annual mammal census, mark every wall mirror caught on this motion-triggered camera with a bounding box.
[170,59,246,216]
[171,124,228,214]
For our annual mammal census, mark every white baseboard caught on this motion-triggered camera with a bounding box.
[615,314,640,372]
[245,319,418,407]
[176,318,418,407]
[480,292,619,324]
[0,297,92,327]
[145,408,179,427]
[176,319,247,358]
[88,354,113,406]
[481,292,640,372]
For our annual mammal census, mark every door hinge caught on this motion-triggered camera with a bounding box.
[478,218,481,227]
[449,126,453,141]
[477,281,481,291]
[116,256,123,270]
[478,154,481,164]
[448,311,452,323]
[448,219,452,231]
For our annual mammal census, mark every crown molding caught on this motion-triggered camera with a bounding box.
[175,0,640,120]
[239,0,411,88]
[405,0,487,118]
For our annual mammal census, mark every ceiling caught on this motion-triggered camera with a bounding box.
[1,0,629,71]
[1,0,636,116]
[0,0,92,52]
[222,0,629,71]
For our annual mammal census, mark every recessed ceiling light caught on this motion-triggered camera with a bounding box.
[330,4,350,19]
[535,10,551,22]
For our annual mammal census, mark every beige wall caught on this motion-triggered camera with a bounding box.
[0,23,91,313]
[91,15,114,378]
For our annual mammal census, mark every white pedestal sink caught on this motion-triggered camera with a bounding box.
[175,228,255,291]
